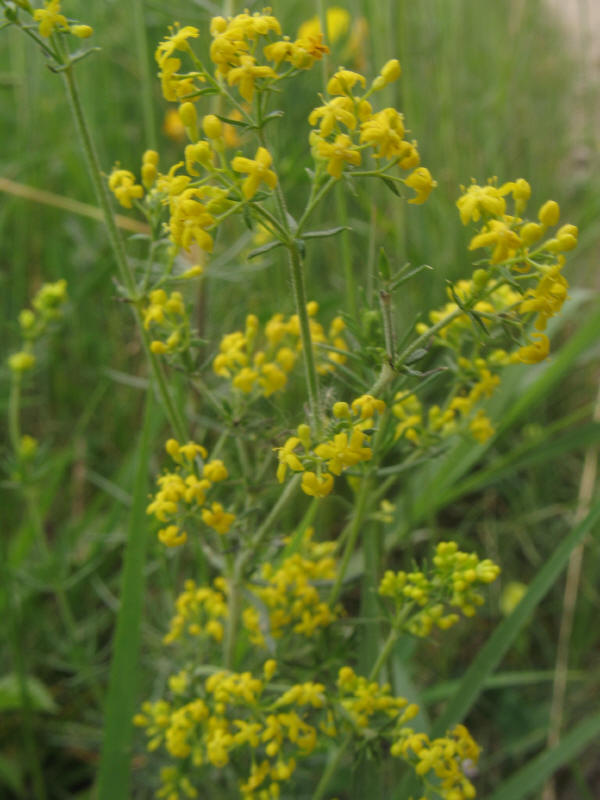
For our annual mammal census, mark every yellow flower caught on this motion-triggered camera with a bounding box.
[468,218,522,263]
[469,410,495,444]
[155,24,200,67]
[456,181,507,225]
[108,168,144,209]
[316,133,361,178]
[275,437,305,483]
[515,332,550,364]
[404,167,437,204]
[33,0,69,37]
[227,55,277,102]
[201,502,235,535]
[327,68,366,95]
[309,96,357,137]
[301,471,334,497]
[359,107,406,159]
[231,147,278,200]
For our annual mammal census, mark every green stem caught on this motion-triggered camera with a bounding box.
[287,240,322,432]
[59,61,187,440]
[379,288,395,362]
[328,474,373,605]
[297,176,337,235]
[336,183,357,320]
[132,0,157,149]
[8,376,22,453]
[312,732,353,800]
[223,475,301,669]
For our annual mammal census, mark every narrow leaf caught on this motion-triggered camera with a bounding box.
[247,240,284,260]
[0,674,58,714]
[487,712,600,800]
[302,226,349,240]
[96,392,157,800]
[380,176,402,196]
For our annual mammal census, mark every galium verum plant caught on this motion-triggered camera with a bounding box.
[2,3,580,798]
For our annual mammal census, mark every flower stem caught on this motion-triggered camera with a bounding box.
[328,474,373,605]
[287,240,322,433]
[59,61,187,440]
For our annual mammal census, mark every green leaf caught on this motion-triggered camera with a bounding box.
[214,113,250,128]
[488,712,600,800]
[380,176,402,196]
[0,674,58,714]
[388,263,433,292]
[0,753,23,796]
[302,226,349,240]
[96,392,157,800]
[247,240,284,260]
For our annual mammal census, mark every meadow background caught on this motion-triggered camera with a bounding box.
[1,0,599,798]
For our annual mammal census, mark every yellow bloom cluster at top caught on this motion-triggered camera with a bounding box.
[276,394,386,498]
[33,0,93,39]
[308,62,436,202]
[153,9,329,107]
[146,438,234,546]
[213,303,347,398]
[456,177,577,364]
[379,541,500,637]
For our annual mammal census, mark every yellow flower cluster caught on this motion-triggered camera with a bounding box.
[143,289,191,356]
[393,353,504,447]
[154,9,329,108]
[379,541,500,637]
[213,303,347,398]
[33,0,93,39]
[242,528,341,645]
[391,723,480,800]
[8,279,68,375]
[136,655,472,800]
[308,62,436,202]
[146,438,234,546]
[276,395,386,498]
[336,666,419,730]
[456,178,578,364]
[163,578,228,645]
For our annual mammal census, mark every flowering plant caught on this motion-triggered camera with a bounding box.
[2,3,587,800]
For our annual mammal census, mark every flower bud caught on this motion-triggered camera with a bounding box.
[9,351,35,373]
[178,102,197,128]
[202,114,223,139]
[71,24,93,38]
[538,200,560,227]
[520,221,543,246]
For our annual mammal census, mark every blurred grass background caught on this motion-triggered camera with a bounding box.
[1,0,599,797]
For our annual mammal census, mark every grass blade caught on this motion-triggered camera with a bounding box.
[432,497,600,736]
[96,391,156,800]
[487,712,600,800]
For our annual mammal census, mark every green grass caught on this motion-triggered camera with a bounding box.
[1,1,600,798]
